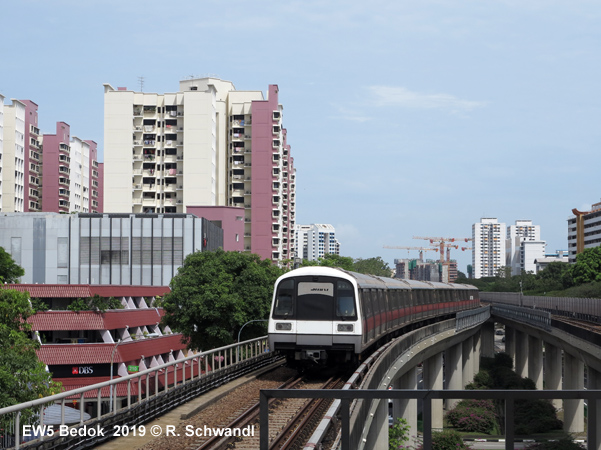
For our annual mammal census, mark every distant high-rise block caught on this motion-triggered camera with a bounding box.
[294,224,340,261]
[40,122,102,213]
[506,220,545,275]
[2,99,26,212]
[568,199,601,263]
[472,218,506,278]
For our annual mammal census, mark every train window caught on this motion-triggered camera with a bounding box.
[273,279,294,318]
[363,290,373,318]
[296,280,335,321]
[336,280,357,319]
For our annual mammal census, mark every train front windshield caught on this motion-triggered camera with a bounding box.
[272,276,357,321]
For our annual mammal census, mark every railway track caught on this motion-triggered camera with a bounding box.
[198,375,343,450]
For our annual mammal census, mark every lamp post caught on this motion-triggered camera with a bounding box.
[109,331,160,413]
[236,319,269,362]
[109,335,132,413]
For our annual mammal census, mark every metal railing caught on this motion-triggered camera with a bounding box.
[0,336,273,449]
[260,389,601,450]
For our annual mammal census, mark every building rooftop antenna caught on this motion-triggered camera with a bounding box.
[138,76,145,92]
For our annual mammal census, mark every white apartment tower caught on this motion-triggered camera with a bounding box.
[2,99,26,212]
[506,220,545,275]
[103,78,296,263]
[472,218,506,278]
[294,224,341,261]
[68,137,91,212]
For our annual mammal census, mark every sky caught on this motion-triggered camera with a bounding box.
[2,0,600,273]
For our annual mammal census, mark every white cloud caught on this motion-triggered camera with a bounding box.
[329,105,372,123]
[368,86,486,112]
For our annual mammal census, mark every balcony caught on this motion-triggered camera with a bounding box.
[59,143,70,153]
[164,154,177,163]
[30,125,40,136]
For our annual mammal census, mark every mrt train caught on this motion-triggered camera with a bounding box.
[267,267,480,366]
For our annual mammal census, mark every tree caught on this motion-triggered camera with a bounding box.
[353,257,391,277]
[572,246,601,285]
[160,249,285,350]
[0,289,62,413]
[300,254,355,270]
[0,246,24,284]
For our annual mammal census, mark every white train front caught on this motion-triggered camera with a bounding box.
[267,266,479,366]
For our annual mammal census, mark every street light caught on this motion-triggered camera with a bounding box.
[109,331,159,413]
[236,319,269,363]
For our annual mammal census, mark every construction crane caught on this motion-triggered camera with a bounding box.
[444,244,473,262]
[383,245,438,261]
[412,236,473,263]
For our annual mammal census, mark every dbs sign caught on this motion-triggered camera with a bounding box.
[72,366,94,375]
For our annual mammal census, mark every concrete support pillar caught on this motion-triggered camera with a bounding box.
[514,330,528,378]
[528,335,543,389]
[423,352,444,431]
[373,396,389,450]
[481,322,495,358]
[587,367,601,450]
[393,366,418,438]
[462,335,474,388]
[505,326,516,367]
[444,343,462,410]
[544,343,562,411]
[473,331,481,376]
[563,353,585,433]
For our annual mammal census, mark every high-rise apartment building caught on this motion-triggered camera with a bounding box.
[41,122,103,213]
[88,141,103,213]
[103,78,296,262]
[22,100,42,211]
[2,99,26,212]
[506,220,545,275]
[294,224,340,261]
[472,218,506,278]
[568,199,601,263]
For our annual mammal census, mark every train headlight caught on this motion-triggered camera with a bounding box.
[275,322,292,331]
[337,324,354,332]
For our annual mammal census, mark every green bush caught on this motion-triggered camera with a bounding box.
[417,430,471,450]
[515,399,562,434]
[389,417,411,450]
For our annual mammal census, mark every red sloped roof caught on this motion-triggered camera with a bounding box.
[37,334,187,365]
[102,309,165,329]
[116,334,186,362]
[29,311,105,330]
[2,284,93,298]
[38,344,115,365]
[91,285,170,298]
[2,284,170,299]
[28,308,166,331]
